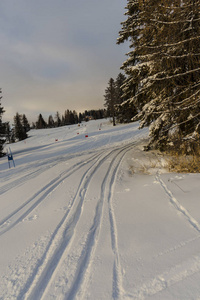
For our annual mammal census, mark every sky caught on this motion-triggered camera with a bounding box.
[0,0,129,123]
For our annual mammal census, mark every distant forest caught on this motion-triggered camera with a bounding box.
[1,108,107,145]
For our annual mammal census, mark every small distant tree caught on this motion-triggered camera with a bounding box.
[0,90,6,156]
[69,110,75,124]
[104,78,116,126]
[36,114,47,129]
[64,110,70,125]
[31,122,36,129]
[78,112,83,123]
[4,122,14,143]
[73,110,78,124]
[14,113,27,141]
[55,111,62,127]
[48,115,55,128]
[22,114,30,133]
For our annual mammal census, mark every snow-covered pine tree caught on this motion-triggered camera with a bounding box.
[115,72,137,123]
[117,0,145,111]
[118,0,200,152]
[104,78,117,126]
[0,89,6,157]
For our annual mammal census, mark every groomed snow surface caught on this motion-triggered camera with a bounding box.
[1,119,200,300]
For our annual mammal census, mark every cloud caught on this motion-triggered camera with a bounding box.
[0,0,129,123]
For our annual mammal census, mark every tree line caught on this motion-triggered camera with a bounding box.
[34,109,106,129]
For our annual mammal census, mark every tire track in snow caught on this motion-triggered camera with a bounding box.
[20,143,135,300]
[156,174,200,233]
[66,145,132,300]
[0,152,102,236]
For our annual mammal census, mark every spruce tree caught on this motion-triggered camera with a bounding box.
[118,0,200,152]
[104,78,116,126]
[78,113,83,123]
[115,73,126,104]
[36,114,47,129]
[22,114,30,133]
[64,110,70,125]
[0,89,6,157]
[115,72,137,123]
[55,111,62,127]
[48,115,55,128]
[14,113,27,141]
[69,110,75,124]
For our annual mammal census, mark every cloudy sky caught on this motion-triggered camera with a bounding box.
[0,0,129,123]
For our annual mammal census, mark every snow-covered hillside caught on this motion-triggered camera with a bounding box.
[1,120,200,299]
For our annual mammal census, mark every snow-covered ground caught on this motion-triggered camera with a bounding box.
[1,119,200,300]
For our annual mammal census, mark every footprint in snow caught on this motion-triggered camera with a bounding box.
[23,214,38,222]
[0,220,11,229]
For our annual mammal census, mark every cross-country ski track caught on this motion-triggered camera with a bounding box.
[1,120,200,299]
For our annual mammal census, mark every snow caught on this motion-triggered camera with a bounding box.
[1,119,200,299]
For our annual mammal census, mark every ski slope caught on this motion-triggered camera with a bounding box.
[1,119,200,299]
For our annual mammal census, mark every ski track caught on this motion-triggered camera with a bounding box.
[156,174,200,233]
[120,174,200,300]
[19,147,116,299]
[0,151,98,194]
[2,128,200,300]
[128,252,200,300]
[18,143,134,300]
[65,145,133,300]
[126,173,200,299]
[0,152,102,236]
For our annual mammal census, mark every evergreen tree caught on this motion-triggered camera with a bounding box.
[31,122,36,129]
[73,110,78,124]
[0,90,6,156]
[69,110,75,124]
[55,111,62,127]
[118,0,200,152]
[14,113,27,141]
[61,115,65,126]
[115,73,126,104]
[4,122,14,143]
[114,72,137,123]
[104,78,116,126]
[22,114,30,133]
[36,114,47,129]
[48,115,55,128]
[78,112,83,123]
[64,110,70,125]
